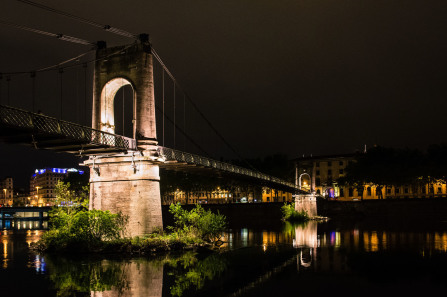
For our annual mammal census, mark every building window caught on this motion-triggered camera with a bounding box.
[316,162,320,167]
[387,188,392,194]
[438,187,442,194]
[316,170,320,175]
[339,161,344,166]
[339,188,344,197]
[316,178,321,186]
[404,188,409,194]
[328,161,332,166]
[339,169,343,174]
[348,188,354,197]
[367,187,371,196]
[328,169,332,175]
[395,188,400,194]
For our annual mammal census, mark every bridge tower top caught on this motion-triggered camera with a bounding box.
[92,35,156,151]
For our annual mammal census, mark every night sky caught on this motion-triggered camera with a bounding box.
[1,0,447,188]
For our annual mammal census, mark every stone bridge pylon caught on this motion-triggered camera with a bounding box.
[84,35,163,237]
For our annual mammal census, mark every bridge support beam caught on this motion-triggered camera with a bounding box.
[84,154,163,237]
[294,193,317,218]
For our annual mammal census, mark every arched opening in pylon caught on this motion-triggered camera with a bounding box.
[100,77,135,138]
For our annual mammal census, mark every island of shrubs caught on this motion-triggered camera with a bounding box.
[281,203,309,222]
[32,182,227,254]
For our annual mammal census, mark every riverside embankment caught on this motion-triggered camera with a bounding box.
[163,198,447,229]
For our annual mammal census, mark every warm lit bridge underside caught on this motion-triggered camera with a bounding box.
[0,104,302,192]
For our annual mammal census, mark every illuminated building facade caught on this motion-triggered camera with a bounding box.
[295,153,357,199]
[295,153,447,200]
[261,188,293,203]
[0,177,13,206]
[29,168,84,206]
[163,185,293,205]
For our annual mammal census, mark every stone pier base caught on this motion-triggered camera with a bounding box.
[84,154,163,237]
[295,193,317,218]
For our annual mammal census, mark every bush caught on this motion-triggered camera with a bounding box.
[168,203,227,245]
[37,208,128,252]
[281,203,309,222]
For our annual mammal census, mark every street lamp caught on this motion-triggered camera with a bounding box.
[35,186,41,207]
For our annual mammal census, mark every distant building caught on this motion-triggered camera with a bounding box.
[262,188,293,203]
[295,153,447,200]
[295,153,357,199]
[162,185,292,205]
[0,177,13,206]
[29,168,85,206]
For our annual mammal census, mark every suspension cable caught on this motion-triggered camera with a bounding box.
[59,68,63,119]
[173,81,176,148]
[6,76,11,106]
[0,74,2,105]
[122,79,124,136]
[14,0,254,167]
[3,0,255,168]
[0,19,97,47]
[152,49,259,171]
[76,68,79,123]
[30,71,36,112]
[16,0,137,39]
[155,105,210,158]
[4,0,251,167]
[162,68,165,147]
[83,63,87,126]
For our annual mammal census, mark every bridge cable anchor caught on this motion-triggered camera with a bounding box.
[92,156,100,176]
[31,135,38,149]
[131,153,138,173]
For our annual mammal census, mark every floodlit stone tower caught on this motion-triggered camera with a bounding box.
[84,35,163,237]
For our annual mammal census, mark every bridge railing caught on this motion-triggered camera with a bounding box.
[157,146,298,190]
[0,105,136,151]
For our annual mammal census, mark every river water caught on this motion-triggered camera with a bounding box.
[1,218,447,296]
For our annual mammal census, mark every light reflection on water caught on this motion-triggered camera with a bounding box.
[2,221,447,296]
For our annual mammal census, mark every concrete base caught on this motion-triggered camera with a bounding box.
[295,194,317,218]
[84,154,163,237]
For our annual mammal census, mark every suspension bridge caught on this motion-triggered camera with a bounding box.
[0,0,309,236]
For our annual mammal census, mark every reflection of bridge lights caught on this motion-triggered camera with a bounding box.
[330,231,336,245]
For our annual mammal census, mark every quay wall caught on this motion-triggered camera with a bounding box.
[163,198,447,228]
[317,198,447,222]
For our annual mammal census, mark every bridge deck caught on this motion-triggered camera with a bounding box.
[0,105,303,192]
[0,105,136,155]
[156,147,302,192]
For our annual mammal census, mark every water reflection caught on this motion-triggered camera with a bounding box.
[3,221,447,296]
[1,219,48,230]
[1,229,42,269]
[42,252,227,297]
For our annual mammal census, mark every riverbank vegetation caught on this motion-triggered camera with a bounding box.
[281,203,309,222]
[32,181,227,254]
[339,145,447,200]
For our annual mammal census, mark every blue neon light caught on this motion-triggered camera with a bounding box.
[35,168,83,175]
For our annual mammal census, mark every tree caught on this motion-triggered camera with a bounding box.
[339,146,425,199]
